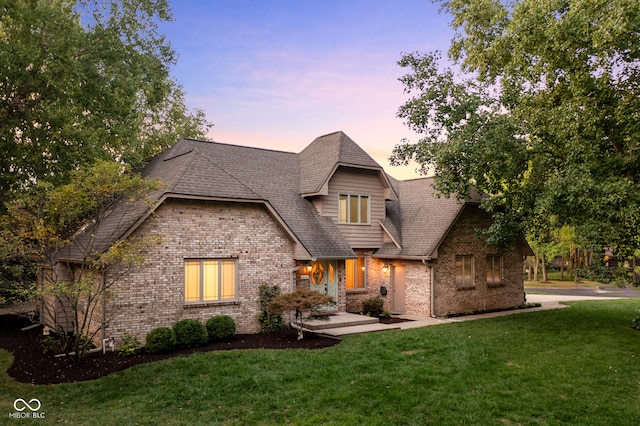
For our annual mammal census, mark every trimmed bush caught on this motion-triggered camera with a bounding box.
[173,319,208,348]
[362,296,384,317]
[258,283,285,333]
[206,315,236,341]
[145,327,176,353]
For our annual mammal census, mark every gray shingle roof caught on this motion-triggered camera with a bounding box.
[60,131,488,263]
[61,136,359,261]
[376,176,470,259]
[299,131,387,195]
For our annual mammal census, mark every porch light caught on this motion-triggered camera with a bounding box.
[382,264,389,273]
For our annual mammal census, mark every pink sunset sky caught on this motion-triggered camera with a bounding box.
[160,0,456,180]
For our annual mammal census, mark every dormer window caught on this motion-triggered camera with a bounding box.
[339,194,370,224]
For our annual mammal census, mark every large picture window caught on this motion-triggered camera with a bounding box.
[487,255,502,286]
[346,257,366,290]
[455,255,474,289]
[185,259,237,302]
[339,194,369,224]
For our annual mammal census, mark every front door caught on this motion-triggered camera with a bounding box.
[310,260,338,309]
[391,264,406,313]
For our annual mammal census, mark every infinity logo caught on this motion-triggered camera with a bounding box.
[13,398,41,412]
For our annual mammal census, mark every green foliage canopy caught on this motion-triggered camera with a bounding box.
[391,0,640,254]
[0,160,161,361]
[0,0,210,205]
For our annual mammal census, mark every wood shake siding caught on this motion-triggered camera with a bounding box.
[321,168,386,248]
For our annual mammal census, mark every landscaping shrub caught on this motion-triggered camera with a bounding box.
[258,283,285,333]
[173,319,208,348]
[118,332,140,357]
[362,296,384,317]
[270,289,336,340]
[41,332,68,355]
[145,327,176,353]
[206,315,236,341]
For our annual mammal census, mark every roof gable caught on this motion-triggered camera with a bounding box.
[298,131,396,199]
[375,177,467,259]
[60,132,509,263]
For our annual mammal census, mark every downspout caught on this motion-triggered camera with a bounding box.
[423,257,436,318]
[430,264,436,318]
[101,270,107,352]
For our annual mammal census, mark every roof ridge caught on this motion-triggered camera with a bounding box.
[185,147,263,200]
[183,137,297,156]
[161,147,199,197]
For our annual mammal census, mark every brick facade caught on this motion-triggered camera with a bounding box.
[102,198,296,347]
[432,205,525,317]
[74,201,524,349]
[43,135,529,350]
[345,256,433,316]
[344,206,525,318]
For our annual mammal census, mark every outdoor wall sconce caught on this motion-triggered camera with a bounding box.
[382,264,389,273]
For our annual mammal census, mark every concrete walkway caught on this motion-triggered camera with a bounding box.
[314,293,633,337]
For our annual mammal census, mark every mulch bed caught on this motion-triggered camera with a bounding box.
[0,315,340,385]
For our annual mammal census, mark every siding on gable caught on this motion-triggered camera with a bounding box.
[316,167,386,249]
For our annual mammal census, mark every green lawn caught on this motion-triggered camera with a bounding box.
[2,300,640,425]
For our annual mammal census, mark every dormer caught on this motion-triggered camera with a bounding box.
[298,131,397,249]
[298,131,397,200]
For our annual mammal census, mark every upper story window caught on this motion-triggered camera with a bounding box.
[339,194,369,224]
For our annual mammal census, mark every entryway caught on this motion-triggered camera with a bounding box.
[310,260,338,309]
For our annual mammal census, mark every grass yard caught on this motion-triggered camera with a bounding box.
[2,300,639,425]
[525,274,605,288]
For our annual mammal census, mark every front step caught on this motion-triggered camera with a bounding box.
[300,312,379,331]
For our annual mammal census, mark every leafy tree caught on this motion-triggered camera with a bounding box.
[0,0,211,208]
[1,161,161,363]
[391,0,640,256]
[269,289,335,340]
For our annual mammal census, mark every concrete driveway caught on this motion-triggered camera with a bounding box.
[525,285,640,303]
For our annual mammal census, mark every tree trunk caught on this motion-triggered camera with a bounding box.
[584,249,590,268]
[541,253,548,283]
[560,254,564,281]
[533,256,539,281]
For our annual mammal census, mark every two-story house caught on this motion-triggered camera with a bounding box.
[50,131,532,347]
